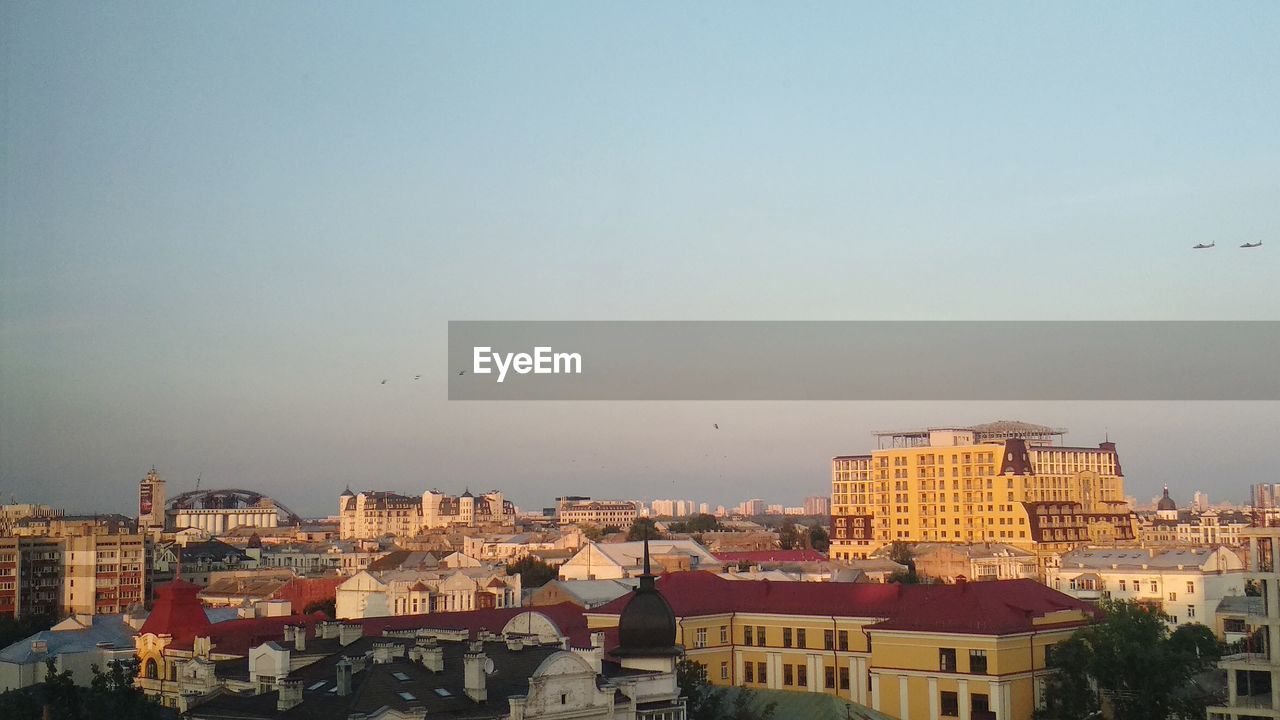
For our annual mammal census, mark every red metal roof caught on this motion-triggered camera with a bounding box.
[139,579,213,646]
[591,572,1094,636]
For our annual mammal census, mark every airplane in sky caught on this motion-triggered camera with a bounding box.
[1241,241,1263,248]
[1192,242,1215,249]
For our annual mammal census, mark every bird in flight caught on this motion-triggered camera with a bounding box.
[414,374,422,380]
[714,423,719,430]
[457,369,466,376]
[1241,241,1263,248]
[1192,242,1215,249]
[380,379,388,385]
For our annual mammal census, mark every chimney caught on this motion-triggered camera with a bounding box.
[335,658,353,697]
[339,623,362,646]
[292,625,306,652]
[464,641,488,703]
[372,641,396,664]
[420,638,444,672]
[282,625,295,643]
[277,679,303,711]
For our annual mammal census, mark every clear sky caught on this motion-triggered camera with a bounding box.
[2,3,1277,517]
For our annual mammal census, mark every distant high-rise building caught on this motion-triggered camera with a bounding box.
[803,496,830,516]
[699,502,710,515]
[766,504,784,515]
[138,467,166,532]
[740,499,765,516]
[1192,490,1209,512]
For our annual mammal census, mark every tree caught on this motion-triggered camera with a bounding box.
[0,614,54,650]
[303,598,336,619]
[628,517,663,542]
[1036,600,1223,720]
[677,658,777,720]
[506,555,557,588]
[808,524,829,552]
[886,542,918,583]
[668,514,720,534]
[42,658,79,720]
[580,524,605,542]
[89,659,160,720]
[601,525,622,536]
[776,521,802,550]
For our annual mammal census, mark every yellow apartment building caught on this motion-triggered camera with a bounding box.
[831,421,1136,563]
[588,571,1095,720]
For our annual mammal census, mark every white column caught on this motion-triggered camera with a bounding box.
[768,653,781,690]
[899,676,910,720]
[734,652,745,685]
[809,656,821,693]
[958,679,970,720]
[871,673,881,711]
[928,677,939,720]
[854,656,868,705]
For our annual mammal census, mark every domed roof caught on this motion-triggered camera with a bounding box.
[340,486,355,497]
[1157,486,1177,511]
[613,538,680,658]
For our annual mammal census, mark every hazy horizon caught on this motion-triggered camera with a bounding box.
[3,3,1277,518]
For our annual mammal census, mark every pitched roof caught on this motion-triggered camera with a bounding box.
[139,579,213,646]
[592,572,1094,636]
[868,579,1097,634]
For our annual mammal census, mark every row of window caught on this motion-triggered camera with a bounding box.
[738,625,851,651]
[740,661,853,690]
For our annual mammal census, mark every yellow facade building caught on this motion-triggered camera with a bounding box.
[588,571,1095,720]
[830,421,1136,563]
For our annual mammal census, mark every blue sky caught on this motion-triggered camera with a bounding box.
[2,3,1277,516]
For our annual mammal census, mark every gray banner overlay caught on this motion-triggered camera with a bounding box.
[447,321,1280,401]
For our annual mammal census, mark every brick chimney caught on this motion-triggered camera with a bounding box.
[292,624,306,652]
[339,623,362,646]
[335,658,353,697]
[277,679,303,711]
[464,640,488,703]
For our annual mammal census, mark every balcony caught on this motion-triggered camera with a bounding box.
[1219,652,1276,669]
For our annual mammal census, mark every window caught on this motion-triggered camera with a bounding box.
[720,661,729,680]
[397,692,417,701]
[1225,618,1247,633]
[783,665,794,686]
[972,693,991,714]
[839,667,850,690]
[824,629,834,649]
[824,666,835,689]
[939,648,957,672]
[743,625,753,646]
[783,628,793,648]
[720,625,728,644]
[797,629,806,648]
[695,627,707,648]
[1150,580,1158,592]
[941,690,959,717]
[1186,581,1195,594]
[560,693,567,704]
[797,665,807,688]
[1168,592,1177,601]
[1119,579,1126,591]
[969,649,988,674]
[757,662,767,684]
[757,627,765,646]
[1045,645,1056,666]
[838,630,849,651]
[745,663,755,683]
[1188,605,1195,619]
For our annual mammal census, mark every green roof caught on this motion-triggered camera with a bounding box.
[716,687,897,720]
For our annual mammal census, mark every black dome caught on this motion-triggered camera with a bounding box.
[613,539,681,658]
[1157,486,1177,511]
